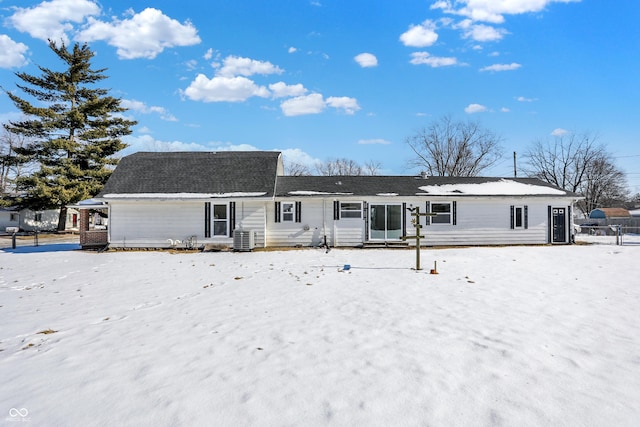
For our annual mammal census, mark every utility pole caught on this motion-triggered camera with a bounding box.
[513,151,517,177]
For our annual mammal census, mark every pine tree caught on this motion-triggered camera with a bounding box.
[3,40,136,231]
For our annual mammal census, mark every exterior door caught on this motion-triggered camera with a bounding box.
[552,207,566,243]
[370,204,402,240]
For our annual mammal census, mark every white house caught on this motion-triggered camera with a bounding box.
[1,206,78,233]
[76,151,581,249]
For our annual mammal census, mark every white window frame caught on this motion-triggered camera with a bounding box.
[340,202,362,219]
[514,206,525,229]
[282,202,295,222]
[212,204,228,236]
[430,202,452,225]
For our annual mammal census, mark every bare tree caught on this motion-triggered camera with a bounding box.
[0,129,33,203]
[522,132,628,215]
[406,115,503,176]
[523,132,601,193]
[362,160,382,176]
[284,161,312,176]
[315,158,380,176]
[579,155,628,214]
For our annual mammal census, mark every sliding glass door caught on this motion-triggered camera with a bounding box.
[369,204,402,240]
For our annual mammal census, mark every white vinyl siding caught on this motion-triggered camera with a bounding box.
[107,200,268,248]
[420,199,552,246]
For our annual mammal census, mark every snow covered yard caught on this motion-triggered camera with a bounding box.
[1,243,639,426]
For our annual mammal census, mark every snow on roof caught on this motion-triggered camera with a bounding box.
[78,198,105,205]
[102,192,267,199]
[418,179,567,196]
[377,193,399,196]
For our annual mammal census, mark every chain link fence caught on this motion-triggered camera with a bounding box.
[575,218,640,245]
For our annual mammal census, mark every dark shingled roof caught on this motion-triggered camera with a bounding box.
[275,175,578,197]
[99,151,281,197]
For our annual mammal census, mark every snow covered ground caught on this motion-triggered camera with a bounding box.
[1,238,639,426]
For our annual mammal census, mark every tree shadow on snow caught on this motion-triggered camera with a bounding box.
[1,243,81,253]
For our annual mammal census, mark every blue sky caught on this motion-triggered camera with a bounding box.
[1,0,639,193]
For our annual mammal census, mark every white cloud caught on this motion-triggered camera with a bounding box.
[269,82,308,99]
[203,48,214,60]
[479,63,521,72]
[399,20,438,47]
[121,99,177,121]
[459,22,508,42]
[122,134,269,155]
[216,55,284,78]
[358,139,392,145]
[410,52,458,67]
[288,47,297,53]
[184,59,198,71]
[500,107,510,113]
[516,96,537,102]
[183,75,270,103]
[279,93,362,116]
[279,147,321,170]
[122,134,216,154]
[280,93,326,116]
[432,0,581,24]
[464,103,488,114]
[76,8,201,59]
[326,97,361,115]
[0,35,29,68]
[551,128,569,136]
[8,0,100,44]
[354,52,378,68]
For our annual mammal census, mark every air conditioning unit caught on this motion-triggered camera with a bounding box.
[233,229,255,251]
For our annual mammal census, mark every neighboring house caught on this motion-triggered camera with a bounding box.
[74,151,581,249]
[1,206,78,232]
[589,208,631,219]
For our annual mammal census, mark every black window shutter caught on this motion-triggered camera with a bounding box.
[524,205,528,229]
[547,205,552,243]
[334,201,340,220]
[363,202,369,241]
[425,201,431,226]
[295,201,302,223]
[452,201,457,226]
[204,202,211,238]
[229,202,236,237]
[510,205,515,229]
[275,201,281,223]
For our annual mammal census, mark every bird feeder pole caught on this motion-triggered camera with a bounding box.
[401,206,437,270]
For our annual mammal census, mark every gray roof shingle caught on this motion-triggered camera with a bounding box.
[99,151,281,197]
[99,151,577,199]
[275,175,578,197]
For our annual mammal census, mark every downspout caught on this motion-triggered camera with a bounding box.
[107,203,111,244]
[263,201,268,248]
[322,198,327,246]
[332,198,337,247]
